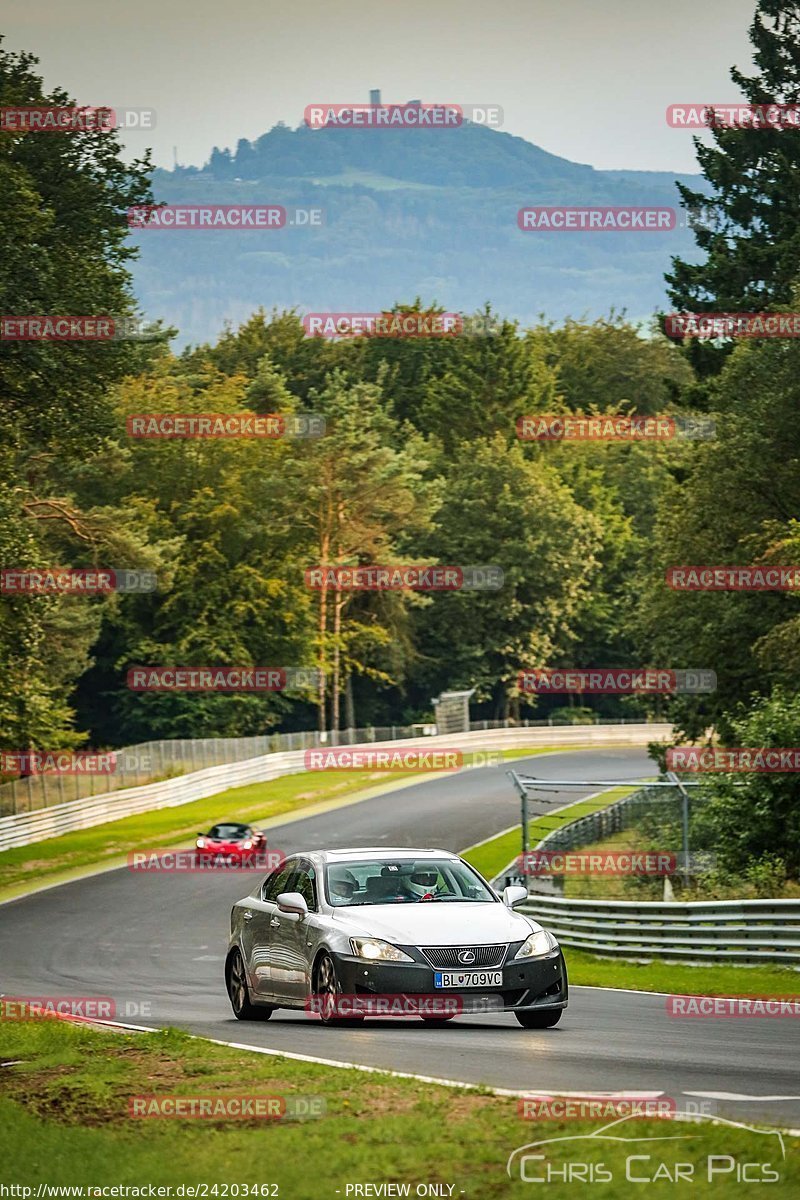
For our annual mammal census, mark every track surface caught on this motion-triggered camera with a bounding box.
[1,747,798,1127]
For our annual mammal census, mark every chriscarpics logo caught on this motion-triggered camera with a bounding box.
[506,1112,788,1185]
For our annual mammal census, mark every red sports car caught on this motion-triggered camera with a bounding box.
[195,822,267,864]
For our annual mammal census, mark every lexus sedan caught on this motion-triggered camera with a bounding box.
[225,847,567,1028]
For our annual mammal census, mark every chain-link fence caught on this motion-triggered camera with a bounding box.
[0,714,645,817]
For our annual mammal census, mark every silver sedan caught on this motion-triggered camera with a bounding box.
[225,847,567,1028]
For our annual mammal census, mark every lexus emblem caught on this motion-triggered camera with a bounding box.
[457,949,476,965]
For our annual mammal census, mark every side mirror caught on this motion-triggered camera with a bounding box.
[503,885,528,908]
[276,891,308,918]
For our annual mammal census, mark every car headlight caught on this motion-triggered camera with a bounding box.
[196,837,207,848]
[350,937,414,963]
[514,928,557,960]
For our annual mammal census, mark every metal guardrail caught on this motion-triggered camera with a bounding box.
[491,784,799,965]
[0,723,671,852]
[0,715,648,818]
[518,894,800,965]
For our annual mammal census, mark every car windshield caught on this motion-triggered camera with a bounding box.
[325,858,496,907]
[207,824,249,840]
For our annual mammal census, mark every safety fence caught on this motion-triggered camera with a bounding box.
[0,716,655,818]
[0,722,669,851]
[490,784,798,964]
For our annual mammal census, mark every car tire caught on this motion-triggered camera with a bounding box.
[226,948,274,1020]
[514,1008,562,1029]
[314,952,364,1026]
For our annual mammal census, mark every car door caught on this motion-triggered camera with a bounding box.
[242,859,296,1000]
[269,859,319,1005]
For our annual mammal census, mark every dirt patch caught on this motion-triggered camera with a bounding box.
[444,1092,502,1123]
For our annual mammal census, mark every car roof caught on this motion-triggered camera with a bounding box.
[310,847,456,863]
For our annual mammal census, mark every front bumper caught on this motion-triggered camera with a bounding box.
[331,945,568,1013]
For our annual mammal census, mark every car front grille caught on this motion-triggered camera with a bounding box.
[420,944,508,969]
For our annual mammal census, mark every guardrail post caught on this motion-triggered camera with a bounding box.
[507,770,529,856]
[667,770,692,888]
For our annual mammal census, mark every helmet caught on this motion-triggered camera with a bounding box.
[328,868,357,902]
[404,864,440,899]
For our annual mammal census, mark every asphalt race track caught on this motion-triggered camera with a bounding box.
[1,747,798,1129]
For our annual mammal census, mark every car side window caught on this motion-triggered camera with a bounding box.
[289,863,318,912]
[262,861,295,902]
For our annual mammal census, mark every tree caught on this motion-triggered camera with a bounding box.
[689,690,800,880]
[637,331,800,738]
[412,436,601,718]
[666,2,800,317]
[0,41,154,749]
[280,371,434,732]
[77,358,316,743]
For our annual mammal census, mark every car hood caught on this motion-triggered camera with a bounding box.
[330,901,539,945]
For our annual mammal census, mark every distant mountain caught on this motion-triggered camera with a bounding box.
[131,120,707,347]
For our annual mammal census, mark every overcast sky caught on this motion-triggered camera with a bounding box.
[4,0,758,173]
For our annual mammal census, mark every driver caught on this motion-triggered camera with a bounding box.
[396,863,448,902]
[328,868,357,904]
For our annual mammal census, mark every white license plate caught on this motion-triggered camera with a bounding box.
[434,970,502,989]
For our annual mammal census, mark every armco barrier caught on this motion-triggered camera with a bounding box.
[0,723,670,852]
[519,894,800,965]
[491,781,799,964]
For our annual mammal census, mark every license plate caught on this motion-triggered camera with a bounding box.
[434,970,503,989]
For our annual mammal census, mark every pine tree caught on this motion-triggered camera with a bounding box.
[666,1,800,316]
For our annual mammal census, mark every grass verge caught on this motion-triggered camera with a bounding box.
[461,790,800,997]
[0,746,570,902]
[461,786,637,881]
[0,1020,797,1197]
[564,947,800,996]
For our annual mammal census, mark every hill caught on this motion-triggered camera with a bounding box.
[131,119,707,346]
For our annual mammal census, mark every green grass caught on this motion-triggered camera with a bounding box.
[462,786,638,881]
[0,1020,797,1197]
[565,947,800,996]
[0,745,572,902]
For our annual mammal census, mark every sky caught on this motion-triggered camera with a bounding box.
[3,0,758,173]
